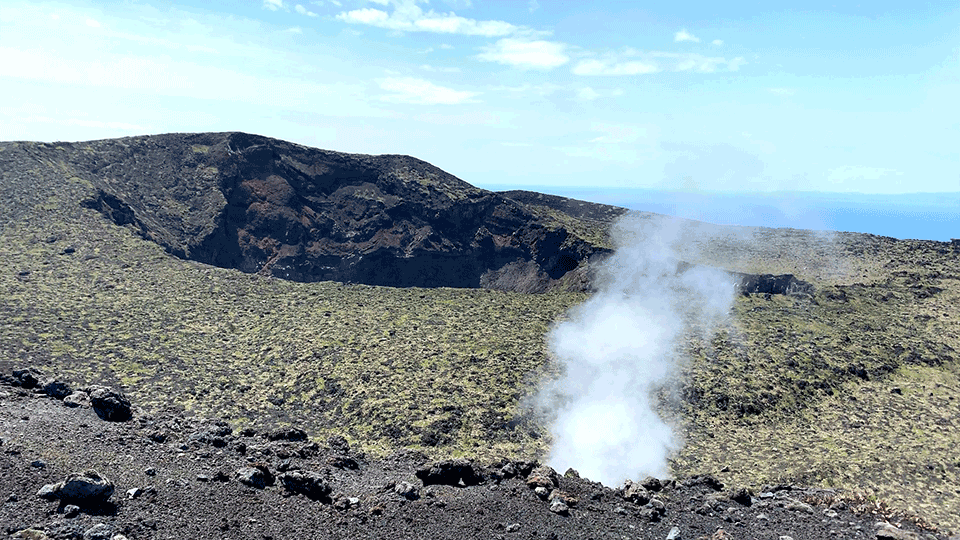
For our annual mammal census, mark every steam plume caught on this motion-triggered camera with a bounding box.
[540,213,735,486]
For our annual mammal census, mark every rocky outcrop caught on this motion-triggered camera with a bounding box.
[61,132,613,292]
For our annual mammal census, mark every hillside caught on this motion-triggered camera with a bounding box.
[1,133,959,533]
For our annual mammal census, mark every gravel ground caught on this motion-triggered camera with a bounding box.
[0,383,951,540]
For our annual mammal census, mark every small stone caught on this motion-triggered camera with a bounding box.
[41,379,72,399]
[757,513,768,521]
[30,460,46,469]
[640,476,663,492]
[347,497,360,507]
[824,509,839,518]
[279,470,332,500]
[394,481,420,500]
[83,523,112,540]
[12,529,50,540]
[779,536,795,540]
[6,493,18,502]
[236,465,273,489]
[614,506,628,515]
[549,499,569,516]
[666,526,682,540]
[784,500,814,514]
[144,467,156,476]
[197,474,211,482]
[126,487,142,500]
[534,486,550,499]
[63,391,91,408]
[63,504,80,518]
[37,483,59,499]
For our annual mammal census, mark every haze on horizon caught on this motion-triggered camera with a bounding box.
[1,0,958,198]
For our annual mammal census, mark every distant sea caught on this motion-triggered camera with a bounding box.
[481,186,960,242]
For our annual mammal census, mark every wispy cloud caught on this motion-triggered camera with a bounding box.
[84,18,101,28]
[337,1,520,37]
[674,29,699,43]
[263,0,284,11]
[295,4,318,17]
[573,59,658,76]
[711,39,723,46]
[378,76,479,104]
[528,0,540,13]
[420,64,461,73]
[476,38,569,69]
[573,49,743,76]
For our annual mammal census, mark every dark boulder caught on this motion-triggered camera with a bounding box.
[87,386,132,421]
[278,470,332,501]
[415,458,485,487]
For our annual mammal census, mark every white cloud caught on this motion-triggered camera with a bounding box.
[295,4,318,17]
[528,0,540,13]
[475,38,569,69]
[286,26,303,33]
[420,64,461,73]
[440,43,453,49]
[336,1,519,37]
[674,29,699,43]
[378,77,479,104]
[712,39,723,46]
[263,0,284,11]
[573,59,658,76]
[84,18,101,28]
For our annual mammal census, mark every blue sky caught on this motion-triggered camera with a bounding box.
[1,0,958,194]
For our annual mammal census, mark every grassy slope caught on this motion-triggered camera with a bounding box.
[2,141,959,530]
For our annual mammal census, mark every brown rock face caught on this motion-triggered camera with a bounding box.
[73,132,613,291]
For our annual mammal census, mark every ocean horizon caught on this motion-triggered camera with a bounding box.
[480,186,960,243]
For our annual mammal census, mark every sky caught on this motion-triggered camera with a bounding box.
[1,0,958,196]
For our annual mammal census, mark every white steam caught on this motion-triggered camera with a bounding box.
[540,213,735,486]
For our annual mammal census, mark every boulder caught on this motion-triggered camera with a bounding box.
[41,378,72,399]
[12,368,42,389]
[39,470,115,504]
[415,458,485,487]
[394,481,420,500]
[525,466,560,490]
[87,386,132,421]
[83,523,113,540]
[278,470,332,501]
[265,427,308,442]
[236,465,273,489]
[620,480,652,505]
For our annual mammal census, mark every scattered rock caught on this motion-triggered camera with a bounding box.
[548,499,569,516]
[12,368,42,389]
[236,465,274,489]
[41,378,72,399]
[525,466,560,490]
[876,523,920,540]
[533,486,550,500]
[682,475,724,491]
[265,427,308,442]
[783,500,814,514]
[58,470,116,503]
[63,391,91,408]
[394,481,420,500]
[126,487,143,500]
[416,458,485,487]
[505,523,520,533]
[11,529,50,540]
[666,526,682,540]
[640,476,663,492]
[30,460,46,469]
[87,386,132,421]
[37,483,59,499]
[728,486,753,506]
[279,470,333,501]
[549,490,578,508]
[63,504,80,518]
[621,479,652,505]
[83,523,112,540]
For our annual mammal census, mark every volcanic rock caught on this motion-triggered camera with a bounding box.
[416,458,485,487]
[86,386,132,421]
[279,470,332,501]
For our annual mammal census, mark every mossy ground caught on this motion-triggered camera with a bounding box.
[2,144,960,531]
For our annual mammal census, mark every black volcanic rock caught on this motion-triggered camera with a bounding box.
[59,132,614,291]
